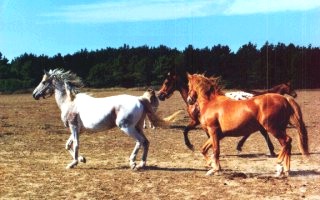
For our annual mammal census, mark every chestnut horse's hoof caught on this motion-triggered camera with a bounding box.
[206,169,221,176]
[275,164,284,177]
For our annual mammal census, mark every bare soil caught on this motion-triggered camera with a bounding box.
[0,90,319,199]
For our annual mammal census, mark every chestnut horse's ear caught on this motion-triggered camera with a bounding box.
[186,73,192,80]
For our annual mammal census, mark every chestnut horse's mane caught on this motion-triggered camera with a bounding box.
[190,74,225,98]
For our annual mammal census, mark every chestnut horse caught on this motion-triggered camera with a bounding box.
[158,71,276,156]
[186,73,309,176]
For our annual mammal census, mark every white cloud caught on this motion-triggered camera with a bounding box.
[224,0,320,15]
[43,0,320,23]
[44,0,217,23]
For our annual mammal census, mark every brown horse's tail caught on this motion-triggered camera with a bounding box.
[287,97,309,156]
[139,98,182,128]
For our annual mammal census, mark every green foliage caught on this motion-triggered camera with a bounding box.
[0,42,319,92]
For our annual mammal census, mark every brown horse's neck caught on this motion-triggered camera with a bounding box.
[178,85,189,104]
[267,85,285,94]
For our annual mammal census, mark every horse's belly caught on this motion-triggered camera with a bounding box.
[220,120,259,137]
[80,112,116,131]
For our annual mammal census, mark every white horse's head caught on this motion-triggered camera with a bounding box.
[32,69,83,100]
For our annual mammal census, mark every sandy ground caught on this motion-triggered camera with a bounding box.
[0,89,319,199]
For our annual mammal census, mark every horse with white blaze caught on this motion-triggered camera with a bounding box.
[32,69,169,170]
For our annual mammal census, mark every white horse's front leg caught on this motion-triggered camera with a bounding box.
[129,141,141,169]
[66,134,73,151]
[65,129,86,163]
[65,113,86,169]
[66,125,79,169]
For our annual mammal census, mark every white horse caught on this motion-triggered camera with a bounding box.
[140,88,159,129]
[225,91,254,100]
[32,69,167,170]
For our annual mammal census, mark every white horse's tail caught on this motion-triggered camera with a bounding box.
[139,98,182,128]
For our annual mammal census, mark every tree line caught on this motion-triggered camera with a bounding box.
[0,42,319,92]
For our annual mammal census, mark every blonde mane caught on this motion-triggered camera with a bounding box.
[189,74,224,100]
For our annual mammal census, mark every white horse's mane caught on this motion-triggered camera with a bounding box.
[48,69,84,89]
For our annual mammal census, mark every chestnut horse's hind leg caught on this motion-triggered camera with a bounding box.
[275,133,292,177]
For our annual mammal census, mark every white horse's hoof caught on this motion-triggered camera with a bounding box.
[130,162,136,170]
[66,160,78,169]
[78,156,86,163]
[65,144,71,150]
[136,161,146,170]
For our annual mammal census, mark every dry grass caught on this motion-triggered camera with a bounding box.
[0,90,319,199]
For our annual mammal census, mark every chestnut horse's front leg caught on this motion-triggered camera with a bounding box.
[201,139,212,167]
[183,119,200,151]
[205,126,221,176]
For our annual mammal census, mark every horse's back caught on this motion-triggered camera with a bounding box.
[251,94,292,128]
[74,93,144,130]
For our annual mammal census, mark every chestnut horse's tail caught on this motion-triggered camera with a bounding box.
[287,97,309,156]
[139,98,181,128]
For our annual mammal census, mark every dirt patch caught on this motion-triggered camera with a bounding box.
[0,90,319,199]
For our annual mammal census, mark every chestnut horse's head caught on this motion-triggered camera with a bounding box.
[187,73,223,105]
[186,73,198,105]
[158,71,180,101]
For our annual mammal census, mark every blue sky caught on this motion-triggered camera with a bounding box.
[1,0,320,61]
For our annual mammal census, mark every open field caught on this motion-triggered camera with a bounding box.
[0,89,319,199]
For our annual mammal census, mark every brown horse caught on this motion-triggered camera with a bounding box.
[186,73,309,176]
[158,71,276,156]
[245,82,297,98]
